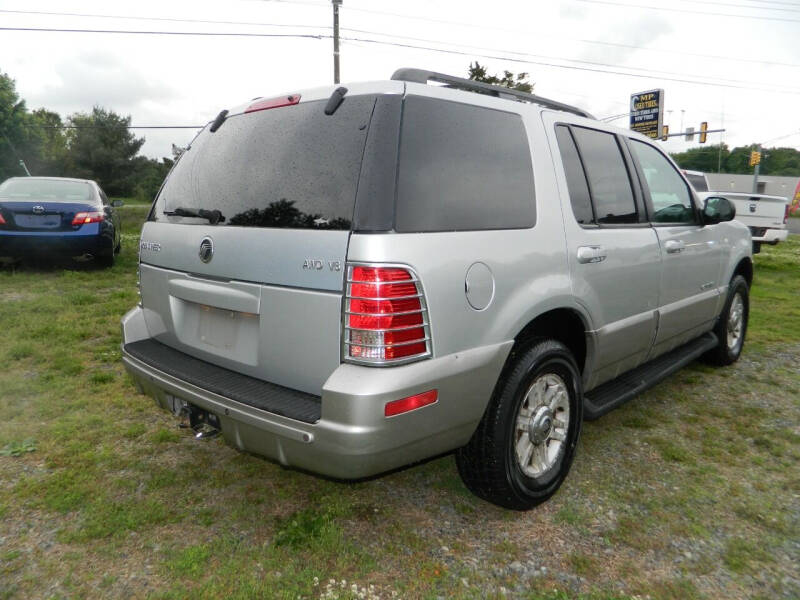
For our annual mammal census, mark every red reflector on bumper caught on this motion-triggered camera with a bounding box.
[384,389,438,417]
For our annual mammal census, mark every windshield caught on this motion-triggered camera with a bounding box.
[0,178,93,201]
[151,95,377,230]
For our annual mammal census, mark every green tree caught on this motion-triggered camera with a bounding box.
[25,109,69,176]
[0,71,33,179]
[128,155,174,203]
[726,146,756,174]
[65,107,144,196]
[467,61,534,93]
[760,147,800,176]
[670,144,729,173]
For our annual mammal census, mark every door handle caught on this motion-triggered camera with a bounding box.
[577,246,607,264]
[665,240,685,254]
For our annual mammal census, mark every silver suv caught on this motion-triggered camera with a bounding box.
[122,69,752,509]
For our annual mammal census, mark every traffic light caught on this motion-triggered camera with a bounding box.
[749,151,761,167]
[699,121,708,144]
[661,125,669,141]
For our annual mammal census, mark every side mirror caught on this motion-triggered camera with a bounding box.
[703,196,735,225]
[111,199,124,207]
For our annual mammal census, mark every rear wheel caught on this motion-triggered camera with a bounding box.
[704,275,749,366]
[97,250,115,268]
[456,339,582,510]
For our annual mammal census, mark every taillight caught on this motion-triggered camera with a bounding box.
[784,204,789,224]
[344,264,431,365]
[245,94,301,114]
[72,212,104,226]
[0,212,5,225]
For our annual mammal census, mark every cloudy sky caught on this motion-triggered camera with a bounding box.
[1,0,798,160]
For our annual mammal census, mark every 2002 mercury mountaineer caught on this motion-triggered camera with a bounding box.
[121,69,752,509]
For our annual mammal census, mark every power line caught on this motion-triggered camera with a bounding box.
[740,0,800,7]
[676,0,800,13]
[295,0,800,67]
[340,35,800,95]
[0,26,326,39]
[0,9,328,31]
[4,25,800,95]
[759,129,800,145]
[340,27,795,90]
[573,0,800,22]
[5,6,798,69]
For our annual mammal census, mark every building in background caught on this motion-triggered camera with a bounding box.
[705,173,800,200]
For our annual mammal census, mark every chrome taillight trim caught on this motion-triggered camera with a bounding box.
[342,262,433,367]
[345,308,426,317]
[346,292,424,301]
[344,337,431,348]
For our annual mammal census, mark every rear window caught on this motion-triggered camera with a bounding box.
[0,179,92,201]
[151,95,376,229]
[395,96,535,232]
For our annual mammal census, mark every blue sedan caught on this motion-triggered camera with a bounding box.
[0,177,122,267]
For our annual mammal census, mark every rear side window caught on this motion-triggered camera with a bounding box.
[554,126,593,225]
[570,127,637,225]
[151,96,376,229]
[395,96,535,232]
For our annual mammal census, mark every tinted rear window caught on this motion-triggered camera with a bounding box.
[554,125,594,225]
[570,127,637,224]
[395,96,535,232]
[151,96,376,229]
[0,179,92,201]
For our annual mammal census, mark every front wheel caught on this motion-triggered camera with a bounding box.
[704,275,749,366]
[456,339,583,510]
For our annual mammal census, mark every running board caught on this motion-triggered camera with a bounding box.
[583,332,718,420]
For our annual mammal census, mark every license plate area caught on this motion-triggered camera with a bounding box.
[169,297,260,366]
[198,304,239,350]
[15,214,61,228]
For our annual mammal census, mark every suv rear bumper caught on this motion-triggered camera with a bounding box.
[121,306,511,479]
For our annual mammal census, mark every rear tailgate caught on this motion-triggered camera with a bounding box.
[138,226,347,396]
[136,82,403,396]
[706,192,788,230]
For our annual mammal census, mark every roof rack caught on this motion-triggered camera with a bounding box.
[391,68,594,119]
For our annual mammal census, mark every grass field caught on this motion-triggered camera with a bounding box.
[1,206,798,599]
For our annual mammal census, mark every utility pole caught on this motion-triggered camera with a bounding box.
[332,0,342,84]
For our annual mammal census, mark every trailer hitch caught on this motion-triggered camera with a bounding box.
[178,404,221,440]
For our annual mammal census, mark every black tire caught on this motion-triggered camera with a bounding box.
[114,238,121,254]
[97,250,115,268]
[455,339,583,510]
[703,274,749,366]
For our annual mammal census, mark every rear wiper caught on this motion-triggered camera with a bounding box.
[164,207,226,225]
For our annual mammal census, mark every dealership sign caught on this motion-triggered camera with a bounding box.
[630,89,664,139]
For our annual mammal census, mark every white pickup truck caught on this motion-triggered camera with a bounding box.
[684,170,789,253]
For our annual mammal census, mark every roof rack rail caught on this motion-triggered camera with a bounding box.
[391,68,594,119]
